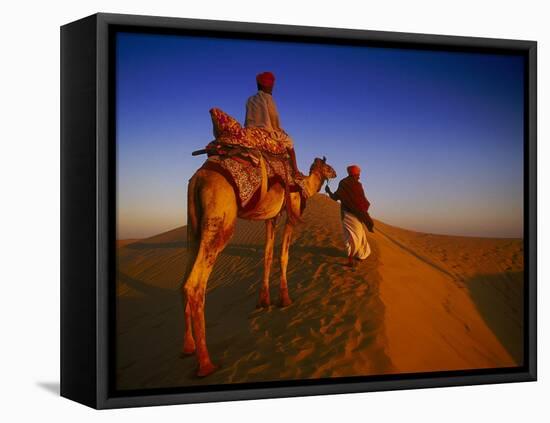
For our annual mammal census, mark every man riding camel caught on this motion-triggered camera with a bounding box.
[201,72,307,217]
[325,165,374,267]
[245,71,303,177]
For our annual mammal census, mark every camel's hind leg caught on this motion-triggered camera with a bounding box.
[183,173,237,377]
[278,220,294,307]
[185,219,235,376]
[182,176,200,356]
[182,301,196,355]
[258,219,276,308]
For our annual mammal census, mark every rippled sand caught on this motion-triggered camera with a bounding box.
[116,194,523,390]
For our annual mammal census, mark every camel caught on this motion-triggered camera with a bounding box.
[181,156,337,376]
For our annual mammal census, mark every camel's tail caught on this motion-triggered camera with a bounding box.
[183,174,201,286]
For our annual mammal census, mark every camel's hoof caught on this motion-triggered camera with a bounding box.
[180,347,195,357]
[256,298,271,309]
[257,289,271,309]
[278,297,293,308]
[197,362,218,377]
[181,340,196,356]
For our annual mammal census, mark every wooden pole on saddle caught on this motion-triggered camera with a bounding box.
[192,141,218,156]
[191,149,208,156]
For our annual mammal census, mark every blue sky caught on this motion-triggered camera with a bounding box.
[116,32,524,239]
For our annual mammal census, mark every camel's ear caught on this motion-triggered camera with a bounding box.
[322,156,326,163]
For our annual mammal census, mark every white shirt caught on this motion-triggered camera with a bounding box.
[245,91,293,148]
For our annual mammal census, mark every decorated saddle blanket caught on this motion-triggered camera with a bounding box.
[209,107,292,155]
[201,154,308,214]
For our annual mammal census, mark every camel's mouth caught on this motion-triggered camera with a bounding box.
[326,168,337,179]
[312,158,337,180]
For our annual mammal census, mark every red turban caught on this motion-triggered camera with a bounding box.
[347,165,361,176]
[256,71,275,88]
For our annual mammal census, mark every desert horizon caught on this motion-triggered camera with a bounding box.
[117,216,525,244]
[116,193,523,390]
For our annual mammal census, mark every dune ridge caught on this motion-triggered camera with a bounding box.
[116,194,523,390]
[372,220,524,366]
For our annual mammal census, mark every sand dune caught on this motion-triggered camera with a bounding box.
[116,239,140,248]
[116,194,523,390]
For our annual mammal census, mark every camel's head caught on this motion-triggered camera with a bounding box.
[310,156,337,182]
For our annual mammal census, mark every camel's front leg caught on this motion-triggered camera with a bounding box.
[278,221,294,307]
[258,219,275,308]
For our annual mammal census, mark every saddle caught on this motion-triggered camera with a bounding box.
[200,143,307,217]
[197,107,307,220]
[198,108,307,221]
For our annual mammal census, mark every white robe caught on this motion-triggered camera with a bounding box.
[342,211,371,260]
[245,91,293,149]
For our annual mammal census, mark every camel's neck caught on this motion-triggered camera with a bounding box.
[303,171,324,197]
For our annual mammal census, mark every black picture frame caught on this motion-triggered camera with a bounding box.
[61,12,537,409]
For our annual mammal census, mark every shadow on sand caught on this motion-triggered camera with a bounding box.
[466,271,524,365]
[126,240,344,261]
